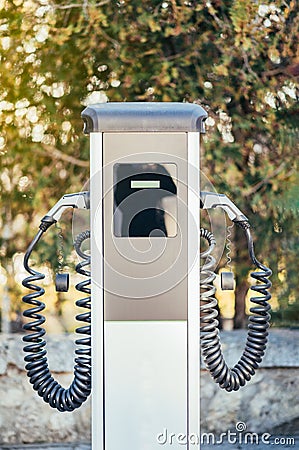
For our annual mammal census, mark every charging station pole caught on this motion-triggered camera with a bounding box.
[82,102,207,450]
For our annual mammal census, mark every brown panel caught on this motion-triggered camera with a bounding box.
[103,132,188,320]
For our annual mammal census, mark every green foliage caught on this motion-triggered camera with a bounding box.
[0,0,298,327]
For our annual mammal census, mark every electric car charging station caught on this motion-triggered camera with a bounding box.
[84,102,206,449]
[22,102,272,450]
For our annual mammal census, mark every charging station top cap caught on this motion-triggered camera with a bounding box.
[81,102,207,134]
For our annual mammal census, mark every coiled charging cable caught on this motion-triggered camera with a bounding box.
[200,221,272,391]
[22,220,91,412]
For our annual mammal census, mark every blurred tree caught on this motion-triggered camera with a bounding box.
[0,0,298,329]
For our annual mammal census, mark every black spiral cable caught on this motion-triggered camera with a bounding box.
[200,222,272,391]
[22,227,91,411]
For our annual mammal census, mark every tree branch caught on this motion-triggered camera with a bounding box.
[262,63,299,79]
[243,162,287,197]
[51,1,109,10]
[242,50,260,82]
[35,145,89,168]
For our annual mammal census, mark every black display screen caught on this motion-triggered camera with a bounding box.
[113,163,177,237]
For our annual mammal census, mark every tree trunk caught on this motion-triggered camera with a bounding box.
[233,225,250,329]
[234,278,248,329]
[2,285,11,334]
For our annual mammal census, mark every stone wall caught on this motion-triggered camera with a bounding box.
[0,335,91,445]
[200,329,299,435]
[0,330,298,445]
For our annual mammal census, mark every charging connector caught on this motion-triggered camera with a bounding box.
[200,191,248,222]
[42,191,90,224]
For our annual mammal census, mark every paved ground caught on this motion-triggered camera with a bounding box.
[0,437,298,450]
[201,436,298,449]
[0,445,90,450]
